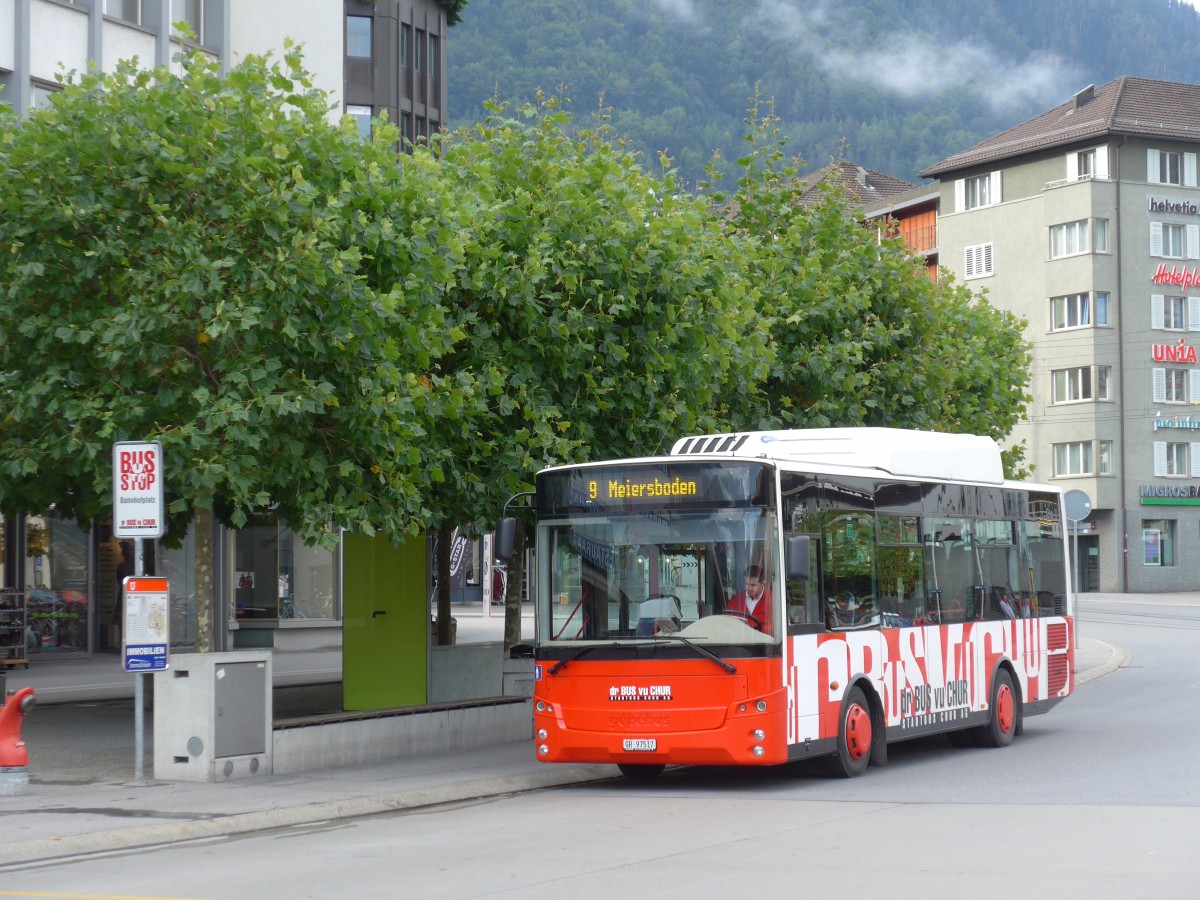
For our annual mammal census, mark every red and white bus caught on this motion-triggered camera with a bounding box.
[496,428,1074,778]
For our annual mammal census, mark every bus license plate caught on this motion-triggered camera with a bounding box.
[623,738,657,752]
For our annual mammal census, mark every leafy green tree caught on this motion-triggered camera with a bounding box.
[420,95,761,648]
[0,47,466,649]
[717,98,1031,468]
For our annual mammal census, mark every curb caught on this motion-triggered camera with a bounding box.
[1075,639,1131,686]
[0,764,616,868]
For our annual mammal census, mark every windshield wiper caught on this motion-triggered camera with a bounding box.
[549,643,615,675]
[650,634,737,674]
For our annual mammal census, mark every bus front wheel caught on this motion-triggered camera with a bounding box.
[972,668,1018,748]
[823,686,872,778]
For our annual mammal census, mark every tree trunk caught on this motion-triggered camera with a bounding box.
[435,522,453,645]
[193,505,215,653]
[503,524,527,656]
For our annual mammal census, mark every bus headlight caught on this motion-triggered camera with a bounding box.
[752,745,765,757]
[753,729,765,741]
[756,700,768,712]
[537,728,548,740]
[538,744,550,756]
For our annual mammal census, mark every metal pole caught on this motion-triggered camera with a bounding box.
[1073,526,1081,647]
[133,537,146,786]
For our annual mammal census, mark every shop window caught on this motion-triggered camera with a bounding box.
[27,513,91,653]
[229,520,337,621]
[1141,519,1175,566]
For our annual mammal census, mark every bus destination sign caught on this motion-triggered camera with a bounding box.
[538,461,773,516]
[589,475,698,502]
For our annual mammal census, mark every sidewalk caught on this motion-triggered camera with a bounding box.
[0,618,1127,868]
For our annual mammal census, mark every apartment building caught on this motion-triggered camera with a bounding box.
[923,76,1200,592]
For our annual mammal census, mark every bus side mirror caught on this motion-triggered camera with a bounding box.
[785,535,810,582]
[494,517,517,564]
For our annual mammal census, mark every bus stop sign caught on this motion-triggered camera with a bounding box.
[113,441,164,539]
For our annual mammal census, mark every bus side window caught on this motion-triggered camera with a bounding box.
[822,511,876,631]
[876,515,922,626]
[923,518,972,624]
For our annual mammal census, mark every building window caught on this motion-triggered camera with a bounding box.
[1067,146,1109,181]
[346,104,372,139]
[415,29,425,73]
[1053,441,1094,476]
[1141,519,1176,566]
[347,16,372,58]
[1051,291,1109,330]
[429,34,440,79]
[1152,367,1200,403]
[1147,149,1197,187]
[1053,439,1114,476]
[1052,365,1111,403]
[401,24,412,67]
[171,0,203,42]
[106,0,140,24]
[964,242,993,279]
[400,112,412,145]
[1150,222,1199,259]
[957,172,1001,211]
[1077,149,1095,178]
[1151,294,1200,331]
[30,84,59,111]
[1050,218,1107,258]
[1152,439,1200,475]
[1167,442,1188,476]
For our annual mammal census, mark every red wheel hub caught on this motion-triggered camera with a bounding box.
[996,683,1014,734]
[845,703,872,760]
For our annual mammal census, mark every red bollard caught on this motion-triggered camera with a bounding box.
[0,686,35,795]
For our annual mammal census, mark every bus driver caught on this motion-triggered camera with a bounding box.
[725,565,773,633]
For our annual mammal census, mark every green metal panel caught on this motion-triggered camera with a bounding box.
[342,533,428,710]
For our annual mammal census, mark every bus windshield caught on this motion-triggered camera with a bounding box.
[536,467,781,647]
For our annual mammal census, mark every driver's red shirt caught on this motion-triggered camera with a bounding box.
[725,588,774,634]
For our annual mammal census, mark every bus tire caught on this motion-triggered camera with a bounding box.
[972,668,1018,749]
[618,763,666,779]
[823,686,872,778]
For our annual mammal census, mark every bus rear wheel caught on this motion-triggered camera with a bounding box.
[823,686,872,778]
[618,763,666,779]
[972,668,1018,748]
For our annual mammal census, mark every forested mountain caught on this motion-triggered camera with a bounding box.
[449,0,1200,187]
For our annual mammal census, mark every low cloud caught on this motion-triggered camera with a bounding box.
[654,0,701,24]
[752,0,1081,114]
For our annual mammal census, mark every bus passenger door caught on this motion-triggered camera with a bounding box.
[786,536,823,633]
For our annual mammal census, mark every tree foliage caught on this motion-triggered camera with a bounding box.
[417,95,761,643]
[715,99,1031,468]
[0,47,466,549]
[0,44,1035,655]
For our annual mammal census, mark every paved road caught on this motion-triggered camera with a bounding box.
[0,602,1186,898]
